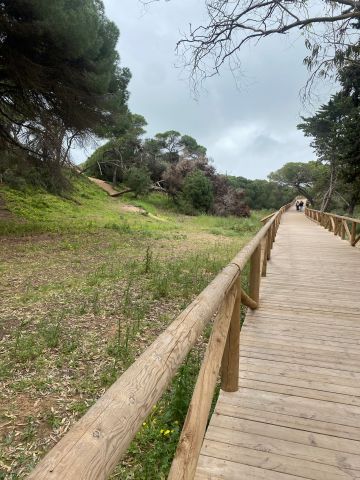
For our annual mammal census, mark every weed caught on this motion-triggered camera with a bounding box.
[99,362,119,388]
[104,222,132,234]
[11,332,42,363]
[143,245,153,274]
[44,410,62,429]
[61,334,79,354]
[0,361,11,379]
[21,416,37,442]
[69,400,91,417]
[40,320,62,349]
[150,272,170,299]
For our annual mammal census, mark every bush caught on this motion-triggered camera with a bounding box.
[2,169,27,190]
[181,170,214,213]
[125,167,152,197]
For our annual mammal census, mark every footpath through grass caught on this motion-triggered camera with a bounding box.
[0,177,267,479]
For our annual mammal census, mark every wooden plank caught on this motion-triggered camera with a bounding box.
[210,415,360,455]
[240,349,360,374]
[239,361,360,390]
[220,389,360,428]
[216,402,360,441]
[195,455,301,480]
[206,425,360,471]
[242,336,360,357]
[237,377,360,407]
[200,439,356,480]
[239,357,360,386]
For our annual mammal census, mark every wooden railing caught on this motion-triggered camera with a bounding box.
[305,207,360,247]
[28,202,293,480]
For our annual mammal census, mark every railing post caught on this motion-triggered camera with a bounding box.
[341,220,346,240]
[271,221,276,247]
[221,276,241,392]
[249,244,261,306]
[351,221,356,246]
[261,235,268,277]
[168,285,237,480]
[266,229,272,260]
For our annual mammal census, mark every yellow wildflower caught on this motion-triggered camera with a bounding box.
[164,429,170,436]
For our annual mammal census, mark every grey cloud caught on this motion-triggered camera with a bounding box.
[73,0,335,178]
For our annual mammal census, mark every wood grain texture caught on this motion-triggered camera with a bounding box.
[249,244,261,304]
[220,278,242,393]
[196,206,360,480]
[240,289,257,310]
[168,285,237,480]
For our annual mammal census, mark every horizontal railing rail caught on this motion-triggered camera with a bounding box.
[305,207,360,247]
[28,201,293,480]
[260,211,276,224]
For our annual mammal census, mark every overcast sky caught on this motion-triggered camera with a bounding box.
[74,0,335,179]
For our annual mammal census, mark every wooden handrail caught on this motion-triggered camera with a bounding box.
[260,211,276,224]
[305,207,360,247]
[28,200,293,480]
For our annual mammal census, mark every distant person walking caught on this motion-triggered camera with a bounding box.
[299,200,304,211]
[296,200,300,211]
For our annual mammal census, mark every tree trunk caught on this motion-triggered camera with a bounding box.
[112,166,117,186]
[320,161,337,212]
[348,200,356,216]
[347,192,360,216]
[297,187,314,205]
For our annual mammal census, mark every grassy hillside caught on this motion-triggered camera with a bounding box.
[0,177,268,479]
[0,174,265,237]
[0,174,127,235]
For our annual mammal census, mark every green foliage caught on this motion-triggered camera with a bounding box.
[268,161,327,206]
[154,131,206,164]
[0,0,133,194]
[82,114,148,183]
[297,62,360,213]
[181,170,214,213]
[227,176,294,210]
[125,167,152,197]
[1,0,131,146]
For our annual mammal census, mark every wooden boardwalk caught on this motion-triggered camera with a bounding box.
[196,207,360,480]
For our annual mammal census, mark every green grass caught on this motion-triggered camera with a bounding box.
[0,177,266,478]
[0,174,121,235]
